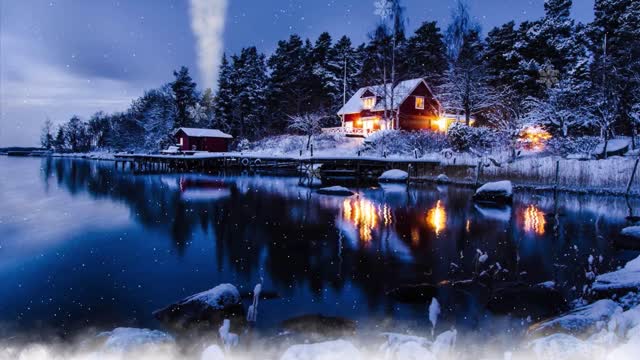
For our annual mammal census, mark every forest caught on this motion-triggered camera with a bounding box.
[41,0,640,155]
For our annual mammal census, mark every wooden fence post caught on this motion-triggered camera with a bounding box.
[626,158,640,195]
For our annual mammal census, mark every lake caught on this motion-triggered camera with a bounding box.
[0,156,638,341]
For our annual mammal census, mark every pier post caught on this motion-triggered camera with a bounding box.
[554,160,560,190]
[626,158,640,195]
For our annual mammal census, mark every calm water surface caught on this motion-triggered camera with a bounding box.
[0,156,638,339]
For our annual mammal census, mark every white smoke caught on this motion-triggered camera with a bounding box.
[189,0,228,88]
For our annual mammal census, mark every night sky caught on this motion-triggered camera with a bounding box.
[0,0,595,146]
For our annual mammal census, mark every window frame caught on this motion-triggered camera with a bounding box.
[362,96,376,110]
[415,96,425,110]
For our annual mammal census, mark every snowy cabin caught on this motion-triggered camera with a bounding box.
[174,128,233,152]
[336,78,469,137]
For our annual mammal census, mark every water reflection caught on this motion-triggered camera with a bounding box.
[342,197,393,242]
[427,200,447,235]
[0,157,637,338]
[524,205,546,235]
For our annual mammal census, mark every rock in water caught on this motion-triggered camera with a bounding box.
[473,181,513,205]
[616,226,640,250]
[379,169,409,183]
[280,314,356,339]
[486,283,568,320]
[316,186,354,196]
[528,299,621,337]
[97,327,174,352]
[436,174,450,184]
[280,340,361,360]
[592,255,640,297]
[153,283,244,331]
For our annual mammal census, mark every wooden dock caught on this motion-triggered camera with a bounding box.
[113,152,445,183]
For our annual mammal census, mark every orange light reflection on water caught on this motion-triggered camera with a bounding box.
[427,200,447,235]
[342,198,390,242]
[524,205,546,235]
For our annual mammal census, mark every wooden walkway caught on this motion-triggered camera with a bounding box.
[113,152,445,183]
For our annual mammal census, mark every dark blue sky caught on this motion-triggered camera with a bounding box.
[0,0,595,146]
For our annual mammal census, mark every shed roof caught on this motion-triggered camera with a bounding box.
[337,78,433,115]
[175,127,233,139]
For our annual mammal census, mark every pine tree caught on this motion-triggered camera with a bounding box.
[213,55,234,134]
[171,66,198,128]
[328,36,361,122]
[231,46,269,139]
[310,32,338,112]
[53,126,66,152]
[405,21,448,85]
[40,118,54,150]
[87,111,112,149]
[129,84,177,150]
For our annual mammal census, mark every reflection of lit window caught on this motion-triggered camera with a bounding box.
[524,205,546,235]
[363,97,376,110]
[427,200,447,235]
[415,96,425,110]
[342,198,391,243]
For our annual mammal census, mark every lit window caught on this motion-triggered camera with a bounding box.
[363,97,376,110]
[415,96,425,110]
[179,137,184,146]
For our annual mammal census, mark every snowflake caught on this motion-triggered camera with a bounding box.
[374,0,393,19]
[537,64,560,88]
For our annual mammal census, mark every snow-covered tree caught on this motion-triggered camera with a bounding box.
[63,115,91,152]
[287,112,328,150]
[171,66,198,129]
[524,79,587,137]
[328,35,361,119]
[129,85,177,150]
[231,46,269,139]
[213,55,234,134]
[40,118,54,150]
[405,21,448,85]
[53,126,66,152]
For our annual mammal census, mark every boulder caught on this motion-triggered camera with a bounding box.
[473,181,513,205]
[616,226,640,250]
[592,255,640,297]
[435,174,450,184]
[153,283,245,331]
[379,169,409,183]
[317,186,354,196]
[528,333,605,360]
[528,299,621,337]
[487,283,568,320]
[97,327,174,352]
[280,314,356,339]
[280,340,361,360]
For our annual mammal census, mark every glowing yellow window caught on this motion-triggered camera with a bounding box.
[363,97,376,110]
[415,96,425,110]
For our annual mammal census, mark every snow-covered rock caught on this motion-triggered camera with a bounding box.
[616,226,640,249]
[594,139,630,158]
[529,299,622,336]
[435,174,450,183]
[473,181,513,205]
[378,169,409,183]
[621,226,640,239]
[201,344,225,360]
[153,283,244,330]
[432,329,457,358]
[280,340,361,360]
[593,255,640,296]
[392,341,436,360]
[528,333,605,360]
[97,327,174,352]
[316,186,354,196]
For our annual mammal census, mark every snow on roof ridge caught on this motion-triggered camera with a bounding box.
[337,78,429,115]
[176,127,233,139]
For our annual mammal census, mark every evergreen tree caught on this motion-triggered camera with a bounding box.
[405,21,448,85]
[87,111,112,149]
[213,55,235,133]
[53,126,66,152]
[129,84,177,150]
[328,36,361,121]
[40,118,54,150]
[485,22,526,91]
[63,115,91,152]
[171,66,198,128]
[231,46,269,139]
[310,32,338,112]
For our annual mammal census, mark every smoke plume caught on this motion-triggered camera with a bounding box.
[189,0,228,88]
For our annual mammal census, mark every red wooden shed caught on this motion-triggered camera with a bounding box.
[174,128,233,152]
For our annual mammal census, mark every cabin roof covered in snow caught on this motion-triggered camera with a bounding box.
[337,78,433,115]
[175,127,233,139]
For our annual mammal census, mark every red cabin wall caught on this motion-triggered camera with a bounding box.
[175,130,229,152]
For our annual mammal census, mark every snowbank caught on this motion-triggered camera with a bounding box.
[317,186,354,196]
[593,255,640,294]
[280,340,361,360]
[528,333,605,360]
[201,345,225,360]
[379,169,409,183]
[594,139,629,157]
